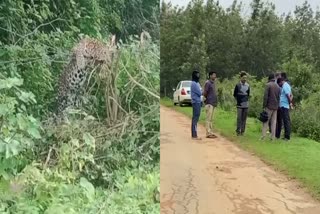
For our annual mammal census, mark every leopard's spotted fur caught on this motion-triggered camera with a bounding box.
[55,35,117,120]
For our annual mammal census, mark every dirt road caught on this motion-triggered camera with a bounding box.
[160,106,320,214]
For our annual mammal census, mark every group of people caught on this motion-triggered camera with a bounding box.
[190,69,293,142]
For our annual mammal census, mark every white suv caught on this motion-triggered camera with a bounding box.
[173,80,204,106]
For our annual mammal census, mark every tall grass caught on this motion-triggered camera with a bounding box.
[0,36,160,213]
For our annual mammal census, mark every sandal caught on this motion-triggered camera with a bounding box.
[206,134,217,138]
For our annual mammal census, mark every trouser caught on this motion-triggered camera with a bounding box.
[262,108,277,139]
[276,107,291,140]
[191,103,202,138]
[236,107,248,134]
[205,104,214,136]
[268,120,271,133]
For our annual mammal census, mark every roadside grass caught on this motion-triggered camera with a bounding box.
[161,97,320,200]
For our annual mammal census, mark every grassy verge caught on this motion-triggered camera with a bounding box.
[161,97,320,200]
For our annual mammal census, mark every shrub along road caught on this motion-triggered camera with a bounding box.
[160,105,320,214]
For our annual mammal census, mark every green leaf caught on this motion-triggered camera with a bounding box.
[79,177,95,199]
[8,114,17,126]
[8,140,19,157]
[17,91,37,103]
[0,143,6,153]
[0,104,10,116]
[71,139,79,147]
[0,78,23,90]
[105,140,112,148]
[83,133,95,146]
[27,126,41,139]
[17,114,28,130]
[5,144,10,159]
[22,137,34,147]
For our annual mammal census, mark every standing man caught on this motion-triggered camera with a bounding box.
[233,71,250,136]
[203,71,218,138]
[276,77,293,141]
[280,72,294,103]
[261,74,281,141]
[191,69,202,140]
[268,72,282,133]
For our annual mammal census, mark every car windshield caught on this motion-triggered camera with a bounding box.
[182,82,191,87]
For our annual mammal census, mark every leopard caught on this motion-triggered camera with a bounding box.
[55,35,117,121]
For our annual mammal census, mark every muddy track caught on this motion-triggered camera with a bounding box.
[160,106,320,214]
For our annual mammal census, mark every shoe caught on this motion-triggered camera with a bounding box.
[206,134,217,138]
[192,137,202,141]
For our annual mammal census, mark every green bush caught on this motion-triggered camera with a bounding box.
[291,94,320,141]
[0,75,42,177]
[0,165,159,214]
[0,37,160,212]
[0,0,160,212]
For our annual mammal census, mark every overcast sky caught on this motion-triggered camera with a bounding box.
[164,0,320,16]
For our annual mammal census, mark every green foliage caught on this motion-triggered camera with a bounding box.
[291,93,320,141]
[282,56,317,103]
[0,0,159,44]
[0,165,159,213]
[160,0,320,97]
[0,75,41,177]
[182,34,208,83]
[117,38,160,112]
[0,0,159,212]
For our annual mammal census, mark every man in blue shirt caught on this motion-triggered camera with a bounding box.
[191,70,202,140]
[276,77,293,141]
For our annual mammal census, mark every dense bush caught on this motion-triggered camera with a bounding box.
[291,93,320,141]
[0,165,159,213]
[0,38,160,212]
[0,0,159,212]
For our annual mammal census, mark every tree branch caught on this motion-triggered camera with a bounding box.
[14,18,67,45]
[122,64,160,100]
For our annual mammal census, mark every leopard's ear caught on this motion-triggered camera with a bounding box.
[109,35,116,46]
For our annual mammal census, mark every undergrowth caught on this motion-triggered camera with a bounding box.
[0,37,159,213]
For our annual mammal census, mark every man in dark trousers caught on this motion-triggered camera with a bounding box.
[276,77,293,141]
[203,70,218,138]
[233,71,250,136]
[190,70,202,140]
[261,74,281,141]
